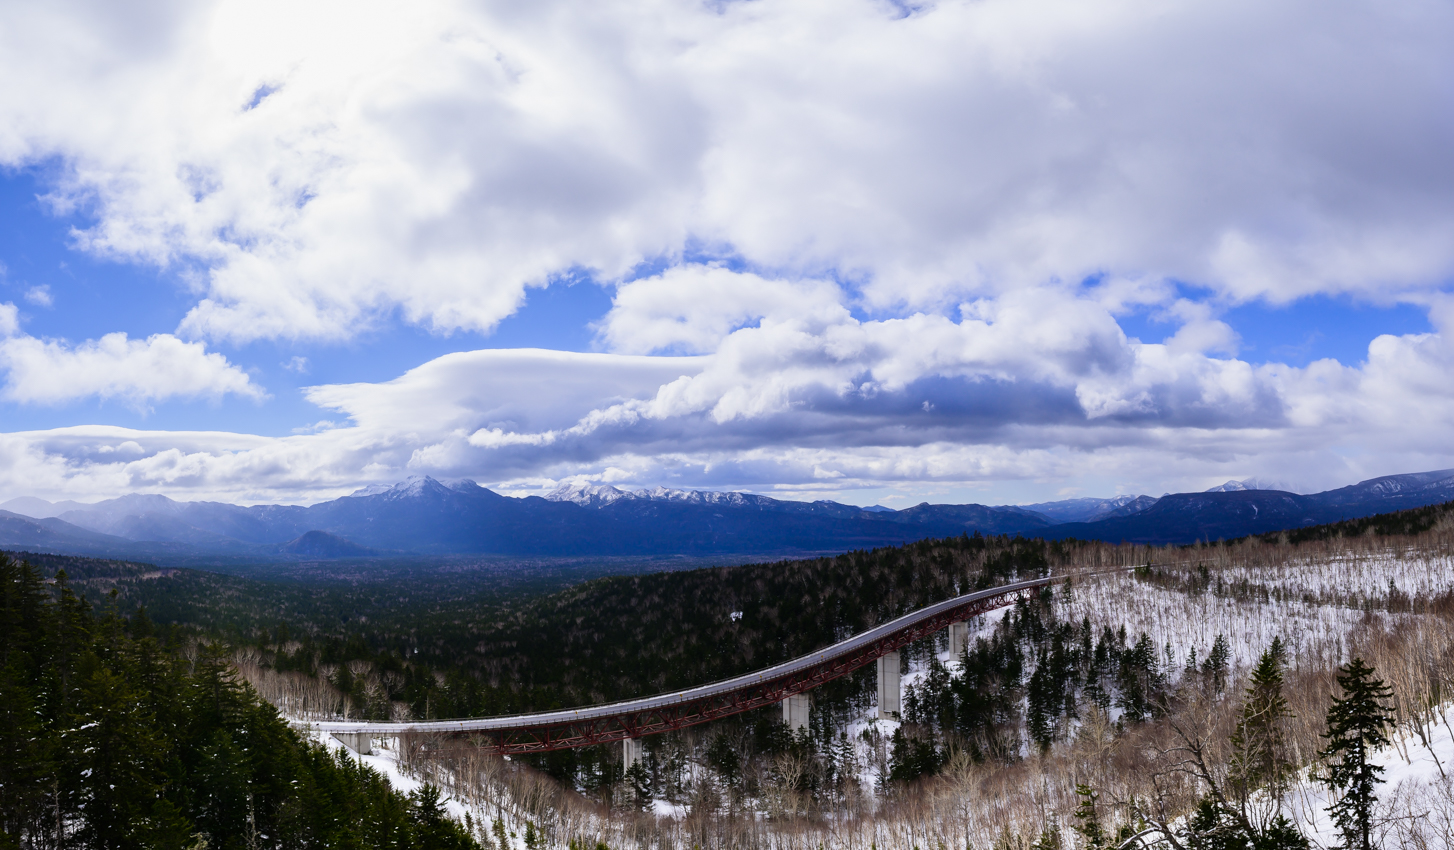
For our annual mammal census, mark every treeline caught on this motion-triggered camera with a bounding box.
[0,554,480,850]
[1255,498,1454,545]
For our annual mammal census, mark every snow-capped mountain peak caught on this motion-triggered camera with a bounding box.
[1205,477,1293,493]
[346,476,483,499]
[544,482,634,507]
[544,482,768,508]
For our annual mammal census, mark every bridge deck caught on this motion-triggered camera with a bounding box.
[309,575,1053,752]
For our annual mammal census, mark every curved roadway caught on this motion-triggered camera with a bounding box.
[312,575,1054,741]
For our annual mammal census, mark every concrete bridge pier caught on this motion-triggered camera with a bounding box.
[333,732,372,755]
[876,651,901,719]
[781,692,810,733]
[948,621,970,657]
[623,737,643,771]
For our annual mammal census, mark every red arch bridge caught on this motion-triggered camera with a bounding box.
[311,576,1053,762]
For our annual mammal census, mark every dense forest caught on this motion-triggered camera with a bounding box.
[0,554,481,850]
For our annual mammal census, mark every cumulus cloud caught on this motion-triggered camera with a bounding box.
[0,0,1448,344]
[0,330,265,409]
[23,286,52,307]
[0,303,18,338]
[598,266,847,354]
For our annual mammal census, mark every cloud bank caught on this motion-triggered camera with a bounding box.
[3,310,1453,504]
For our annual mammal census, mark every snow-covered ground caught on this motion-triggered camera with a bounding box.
[1218,549,1454,606]
[1065,571,1378,676]
[1285,705,1454,848]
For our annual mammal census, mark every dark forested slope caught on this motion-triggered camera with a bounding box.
[0,555,479,850]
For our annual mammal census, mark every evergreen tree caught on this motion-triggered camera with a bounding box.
[1182,795,1308,850]
[1183,642,1308,850]
[0,553,483,850]
[1027,662,1056,750]
[706,732,741,786]
[1319,658,1394,850]
[411,784,477,850]
[1230,646,1294,806]
[627,761,653,811]
[1072,784,1106,849]
[1202,635,1231,693]
[887,727,942,783]
[1116,633,1161,721]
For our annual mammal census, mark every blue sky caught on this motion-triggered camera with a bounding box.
[0,0,1450,507]
[0,166,617,435]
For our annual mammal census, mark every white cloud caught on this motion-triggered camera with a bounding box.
[23,286,52,307]
[0,331,265,409]
[304,347,704,436]
[0,303,18,338]
[0,0,1446,344]
[598,266,847,354]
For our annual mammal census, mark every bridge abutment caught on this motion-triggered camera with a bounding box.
[781,692,810,732]
[333,732,372,755]
[876,651,901,719]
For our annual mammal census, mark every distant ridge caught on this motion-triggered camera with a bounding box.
[1,468,1452,558]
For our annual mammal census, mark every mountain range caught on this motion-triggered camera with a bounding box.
[1,469,1452,562]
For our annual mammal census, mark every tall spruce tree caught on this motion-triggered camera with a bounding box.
[1230,644,1294,807]
[1072,784,1106,849]
[1319,658,1394,850]
[1183,642,1308,850]
[1202,634,1231,693]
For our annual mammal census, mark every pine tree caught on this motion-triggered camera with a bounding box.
[1027,663,1055,750]
[1182,642,1308,850]
[1072,784,1106,849]
[1230,646,1294,806]
[69,666,170,848]
[1319,658,1394,850]
[0,656,48,843]
[0,553,483,850]
[1117,633,1160,721]
[1182,794,1308,850]
[1202,634,1231,693]
[706,732,741,786]
[627,761,653,811]
[411,784,477,850]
